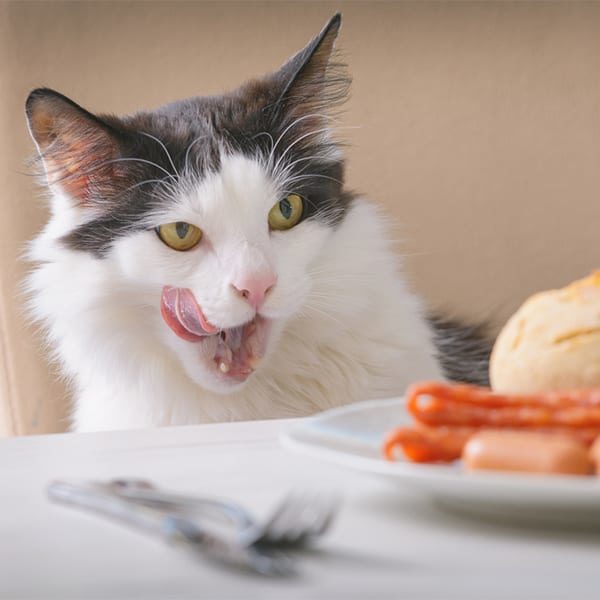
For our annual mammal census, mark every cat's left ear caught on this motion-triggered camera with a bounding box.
[25,88,128,206]
[272,13,349,124]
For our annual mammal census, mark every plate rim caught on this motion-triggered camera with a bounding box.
[280,397,600,500]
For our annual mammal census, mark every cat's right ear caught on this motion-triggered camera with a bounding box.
[25,88,127,206]
[270,14,350,125]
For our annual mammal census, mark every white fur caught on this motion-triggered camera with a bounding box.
[27,153,443,432]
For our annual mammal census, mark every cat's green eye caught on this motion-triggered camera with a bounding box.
[156,221,203,251]
[268,194,304,231]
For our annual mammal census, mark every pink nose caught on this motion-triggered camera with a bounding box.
[231,271,277,310]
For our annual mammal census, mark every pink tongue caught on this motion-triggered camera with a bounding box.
[162,286,218,336]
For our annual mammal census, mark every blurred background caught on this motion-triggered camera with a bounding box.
[1,1,600,436]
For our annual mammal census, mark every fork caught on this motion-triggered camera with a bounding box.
[47,480,293,576]
[100,478,338,548]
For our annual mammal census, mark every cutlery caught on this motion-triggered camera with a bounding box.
[103,478,339,548]
[47,480,293,576]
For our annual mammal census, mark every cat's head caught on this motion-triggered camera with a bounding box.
[25,14,352,394]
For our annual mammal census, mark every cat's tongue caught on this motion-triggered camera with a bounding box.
[160,286,218,341]
[160,285,269,382]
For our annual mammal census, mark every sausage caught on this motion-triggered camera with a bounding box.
[589,436,600,474]
[462,430,592,475]
[407,382,600,428]
[383,425,474,463]
[383,425,600,464]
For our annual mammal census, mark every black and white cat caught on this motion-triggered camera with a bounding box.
[25,14,489,432]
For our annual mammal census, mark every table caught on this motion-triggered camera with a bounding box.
[1,418,599,599]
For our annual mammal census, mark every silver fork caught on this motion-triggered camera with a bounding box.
[239,491,339,548]
[47,480,294,576]
[102,478,338,548]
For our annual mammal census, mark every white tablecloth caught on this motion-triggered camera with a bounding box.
[1,418,599,599]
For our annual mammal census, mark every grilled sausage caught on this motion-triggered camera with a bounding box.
[462,430,592,475]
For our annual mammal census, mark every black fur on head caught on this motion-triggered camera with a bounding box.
[25,14,352,257]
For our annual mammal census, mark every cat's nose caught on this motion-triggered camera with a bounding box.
[231,271,277,310]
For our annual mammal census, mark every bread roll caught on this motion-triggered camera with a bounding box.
[490,272,600,393]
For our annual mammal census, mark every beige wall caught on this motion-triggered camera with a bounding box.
[2,1,600,435]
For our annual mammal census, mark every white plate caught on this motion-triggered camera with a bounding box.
[281,398,600,525]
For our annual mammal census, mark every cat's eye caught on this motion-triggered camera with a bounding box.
[268,194,304,231]
[156,221,203,251]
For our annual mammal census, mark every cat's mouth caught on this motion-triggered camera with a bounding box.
[160,285,270,382]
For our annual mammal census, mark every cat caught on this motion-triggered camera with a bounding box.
[24,14,490,432]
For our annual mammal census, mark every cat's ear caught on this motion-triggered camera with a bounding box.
[272,13,349,125]
[25,88,128,206]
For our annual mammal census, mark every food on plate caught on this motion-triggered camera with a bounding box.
[462,430,592,475]
[490,272,600,394]
[589,437,600,475]
[384,271,600,475]
[406,381,600,431]
[383,425,474,463]
[383,381,600,475]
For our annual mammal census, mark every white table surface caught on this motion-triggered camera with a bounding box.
[1,418,600,600]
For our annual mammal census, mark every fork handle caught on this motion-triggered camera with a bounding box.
[48,481,184,541]
[104,480,255,529]
[47,481,232,551]
[47,481,293,577]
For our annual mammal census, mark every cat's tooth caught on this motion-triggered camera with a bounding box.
[219,361,230,374]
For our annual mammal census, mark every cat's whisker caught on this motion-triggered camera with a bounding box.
[272,126,335,178]
[282,172,344,187]
[283,171,344,186]
[274,152,340,188]
[309,279,367,288]
[252,131,275,165]
[305,288,358,300]
[307,265,361,276]
[183,134,210,178]
[271,121,356,182]
[115,178,172,198]
[102,157,176,181]
[33,155,170,186]
[304,295,347,309]
[267,113,333,169]
[299,303,346,329]
[109,179,175,202]
[139,131,180,179]
[268,113,329,157]
[276,151,335,175]
[252,131,274,144]
[308,273,362,282]
[305,294,357,310]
